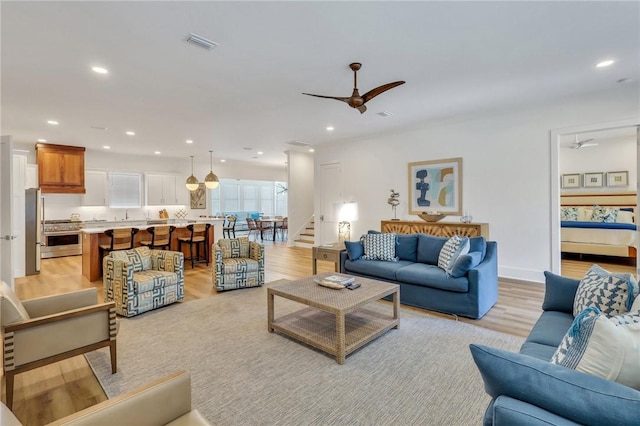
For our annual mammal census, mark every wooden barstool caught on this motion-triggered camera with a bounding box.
[223,216,237,238]
[178,223,211,268]
[99,227,139,260]
[139,225,175,250]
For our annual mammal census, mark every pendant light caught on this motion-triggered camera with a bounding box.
[204,150,219,189]
[185,155,199,191]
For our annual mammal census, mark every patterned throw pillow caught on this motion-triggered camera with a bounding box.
[590,206,618,223]
[551,307,640,390]
[361,233,398,262]
[573,264,638,317]
[437,235,470,275]
[561,207,579,221]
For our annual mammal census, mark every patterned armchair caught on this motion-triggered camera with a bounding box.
[103,246,184,317]
[213,237,264,291]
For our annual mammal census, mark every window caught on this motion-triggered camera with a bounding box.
[108,172,142,208]
[212,179,287,216]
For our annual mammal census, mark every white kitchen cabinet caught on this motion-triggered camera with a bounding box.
[145,173,180,205]
[83,170,108,206]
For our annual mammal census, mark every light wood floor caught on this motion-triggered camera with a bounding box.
[4,243,635,425]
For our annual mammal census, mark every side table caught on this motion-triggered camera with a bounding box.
[312,242,345,274]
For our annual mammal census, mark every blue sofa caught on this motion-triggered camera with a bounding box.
[339,233,498,319]
[471,271,640,425]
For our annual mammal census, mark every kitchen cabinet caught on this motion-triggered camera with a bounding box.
[36,143,85,193]
[145,173,179,205]
[83,170,108,206]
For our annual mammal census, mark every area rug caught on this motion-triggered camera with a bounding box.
[86,280,523,425]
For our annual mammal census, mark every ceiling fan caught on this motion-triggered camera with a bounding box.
[303,62,405,114]
[569,135,598,149]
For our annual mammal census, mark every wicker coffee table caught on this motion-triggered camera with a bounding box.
[267,273,399,364]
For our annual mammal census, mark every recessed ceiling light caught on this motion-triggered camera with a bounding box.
[220,159,226,163]
[126,131,135,136]
[154,151,161,155]
[257,151,264,155]
[91,66,108,74]
[47,120,58,125]
[37,138,47,142]
[326,126,334,132]
[596,59,615,68]
[186,139,193,144]
[309,148,315,153]
[103,145,110,150]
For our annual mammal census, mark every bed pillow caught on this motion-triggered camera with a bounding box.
[616,210,635,224]
[437,235,470,275]
[573,264,638,317]
[561,207,578,221]
[591,206,618,223]
[361,233,398,262]
[577,207,593,221]
[551,307,640,390]
[344,240,364,261]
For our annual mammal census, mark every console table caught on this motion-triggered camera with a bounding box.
[381,220,489,238]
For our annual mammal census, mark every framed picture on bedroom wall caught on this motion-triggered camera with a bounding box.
[606,171,629,187]
[408,157,462,215]
[583,172,604,188]
[561,173,581,189]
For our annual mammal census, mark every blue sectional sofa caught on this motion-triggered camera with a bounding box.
[471,271,640,425]
[339,233,498,319]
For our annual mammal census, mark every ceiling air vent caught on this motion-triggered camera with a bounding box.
[186,33,218,50]
[285,140,309,147]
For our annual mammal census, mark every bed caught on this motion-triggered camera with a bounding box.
[560,191,637,259]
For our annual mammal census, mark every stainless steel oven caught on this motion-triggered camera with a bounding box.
[42,221,83,258]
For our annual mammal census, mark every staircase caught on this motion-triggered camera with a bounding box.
[293,217,315,248]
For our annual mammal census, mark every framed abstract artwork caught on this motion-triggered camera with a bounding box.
[606,171,629,187]
[408,157,462,216]
[583,172,604,188]
[190,183,206,209]
[561,173,581,189]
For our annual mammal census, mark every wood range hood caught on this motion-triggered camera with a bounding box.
[35,142,86,194]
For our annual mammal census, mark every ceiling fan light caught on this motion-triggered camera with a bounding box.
[205,172,219,189]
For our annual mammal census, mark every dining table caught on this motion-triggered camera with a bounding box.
[256,218,285,241]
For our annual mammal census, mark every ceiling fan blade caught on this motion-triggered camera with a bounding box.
[356,105,367,114]
[361,81,405,104]
[302,93,350,103]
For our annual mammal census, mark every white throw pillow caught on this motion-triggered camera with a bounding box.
[577,207,593,222]
[0,281,30,325]
[616,210,635,224]
[551,307,640,390]
[573,264,638,317]
[438,235,470,275]
[361,233,398,262]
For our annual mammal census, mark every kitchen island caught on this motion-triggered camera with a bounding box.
[81,219,223,282]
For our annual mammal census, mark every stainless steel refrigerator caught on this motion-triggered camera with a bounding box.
[25,188,42,275]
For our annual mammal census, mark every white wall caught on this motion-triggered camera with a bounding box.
[287,151,314,246]
[315,85,640,282]
[560,138,636,192]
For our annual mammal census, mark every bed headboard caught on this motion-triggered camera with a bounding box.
[561,191,636,211]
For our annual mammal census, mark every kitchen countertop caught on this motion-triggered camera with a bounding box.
[81,218,224,234]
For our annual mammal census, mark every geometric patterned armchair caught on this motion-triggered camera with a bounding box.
[103,247,184,317]
[212,237,264,291]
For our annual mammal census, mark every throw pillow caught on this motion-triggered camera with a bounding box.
[0,281,30,325]
[395,234,418,262]
[437,235,470,275]
[361,233,398,262]
[616,210,635,224]
[344,240,364,261]
[551,307,640,390]
[591,206,618,223]
[450,251,483,278]
[561,207,579,221]
[631,293,640,313]
[573,264,638,317]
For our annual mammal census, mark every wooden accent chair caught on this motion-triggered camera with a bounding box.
[178,223,211,268]
[139,225,176,250]
[0,282,117,410]
[212,237,264,291]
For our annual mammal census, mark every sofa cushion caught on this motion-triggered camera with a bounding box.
[361,233,398,262]
[133,270,179,294]
[343,259,411,281]
[221,258,261,275]
[573,264,638,317]
[492,396,582,426]
[396,263,469,292]
[542,271,580,314]
[0,281,30,325]
[450,251,483,278]
[344,240,364,261]
[551,308,640,390]
[396,234,418,262]
[416,234,447,265]
[111,247,152,272]
[437,235,470,274]
[524,311,574,349]
[470,344,640,426]
[519,341,559,361]
[468,236,487,260]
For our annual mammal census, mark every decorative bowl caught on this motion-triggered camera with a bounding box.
[418,212,446,222]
